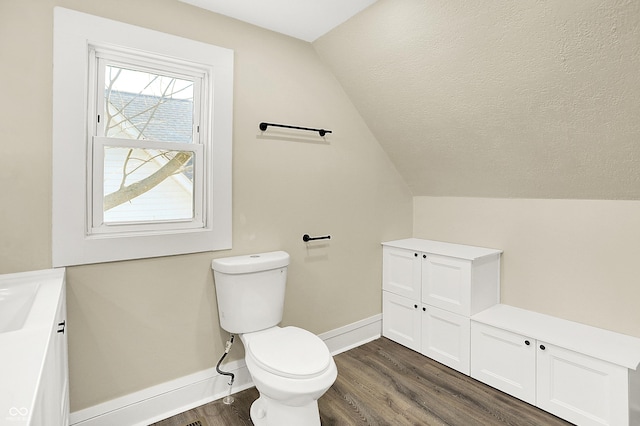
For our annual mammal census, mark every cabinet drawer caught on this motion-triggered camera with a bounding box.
[382,291,421,352]
[422,254,471,316]
[422,305,470,375]
[470,322,536,404]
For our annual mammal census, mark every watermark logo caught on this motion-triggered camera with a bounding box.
[6,407,28,422]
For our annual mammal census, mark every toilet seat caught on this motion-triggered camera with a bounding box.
[246,326,332,379]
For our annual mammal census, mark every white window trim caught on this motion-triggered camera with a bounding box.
[53,7,233,266]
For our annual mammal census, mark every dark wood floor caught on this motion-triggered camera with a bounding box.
[151,337,572,425]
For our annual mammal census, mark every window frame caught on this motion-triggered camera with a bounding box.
[88,46,206,235]
[53,7,233,266]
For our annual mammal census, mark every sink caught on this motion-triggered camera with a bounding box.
[0,281,39,333]
[0,268,67,425]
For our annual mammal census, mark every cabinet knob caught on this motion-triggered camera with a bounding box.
[414,304,418,309]
[423,254,426,259]
[422,307,426,311]
[414,253,418,257]
[539,344,546,350]
[524,340,530,346]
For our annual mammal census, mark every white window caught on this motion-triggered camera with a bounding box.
[89,48,206,234]
[53,8,233,266]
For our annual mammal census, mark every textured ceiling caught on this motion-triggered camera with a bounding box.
[314,0,640,199]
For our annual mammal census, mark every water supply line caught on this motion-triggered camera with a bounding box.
[216,334,235,404]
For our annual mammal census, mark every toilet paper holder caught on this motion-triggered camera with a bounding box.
[302,234,331,242]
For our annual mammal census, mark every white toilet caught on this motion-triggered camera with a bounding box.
[211,251,337,426]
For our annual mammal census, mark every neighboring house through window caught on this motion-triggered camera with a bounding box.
[52,8,233,266]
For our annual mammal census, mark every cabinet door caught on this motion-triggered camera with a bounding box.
[470,322,536,404]
[382,291,421,351]
[421,305,470,375]
[537,342,629,426]
[422,254,471,316]
[55,284,69,425]
[29,284,69,426]
[383,246,421,300]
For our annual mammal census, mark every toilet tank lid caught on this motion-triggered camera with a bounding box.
[211,251,290,274]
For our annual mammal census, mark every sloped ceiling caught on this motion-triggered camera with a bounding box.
[178,0,378,42]
[314,0,640,199]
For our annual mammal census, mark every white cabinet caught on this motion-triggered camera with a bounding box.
[421,305,470,373]
[537,342,629,426]
[382,238,501,375]
[53,283,69,425]
[382,245,421,300]
[422,254,471,315]
[472,305,640,426]
[30,275,69,426]
[382,291,420,351]
[470,322,536,403]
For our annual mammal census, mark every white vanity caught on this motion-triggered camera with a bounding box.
[0,268,69,425]
[382,238,640,426]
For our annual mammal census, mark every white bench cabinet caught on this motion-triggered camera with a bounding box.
[471,304,640,426]
[537,342,630,426]
[382,239,501,375]
[470,322,536,404]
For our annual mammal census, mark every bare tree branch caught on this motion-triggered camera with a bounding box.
[102,69,194,212]
[104,151,192,211]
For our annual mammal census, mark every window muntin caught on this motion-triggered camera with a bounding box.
[89,47,207,234]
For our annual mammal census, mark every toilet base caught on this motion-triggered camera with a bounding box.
[250,395,320,426]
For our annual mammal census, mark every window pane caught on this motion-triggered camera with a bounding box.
[103,147,194,223]
[104,65,194,143]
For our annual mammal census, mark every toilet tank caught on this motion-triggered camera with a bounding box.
[211,251,289,334]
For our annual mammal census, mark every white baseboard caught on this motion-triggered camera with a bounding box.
[69,359,253,426]
[319,313,382,356]
[70,314,382,426]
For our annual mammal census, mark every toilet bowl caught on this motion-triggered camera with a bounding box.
[211,251,338,425]
[241,326,337,425]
